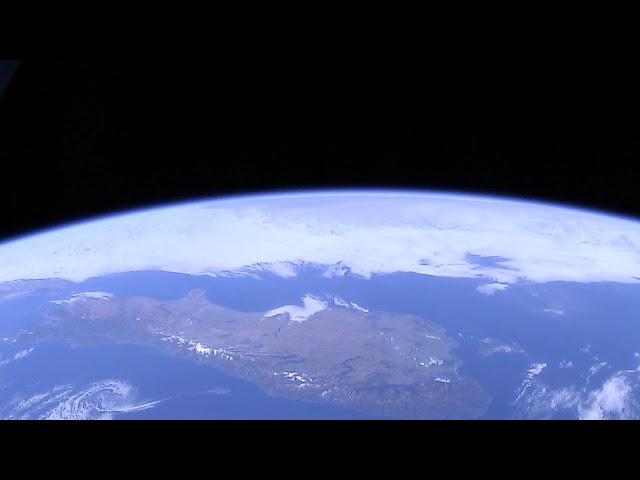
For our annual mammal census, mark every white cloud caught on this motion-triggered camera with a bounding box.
[321,262,351,278]
[51,291,113,305]
[589,362,608,376]
[528,362,547,377]
[264,295,328,322]
[2,380,162,420]
[514,362,548,406]
[515,364,640,420]
[559,360,574,369]
[350,302,369,313]
[252,262,300,278]
[1,191,640,285]
[477,283,509,295]
[0,348,34,367]
[332,296,349,308]
[579,373,637,420]
[331,296,369,313]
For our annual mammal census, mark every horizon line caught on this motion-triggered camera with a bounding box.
[2,187,639,247]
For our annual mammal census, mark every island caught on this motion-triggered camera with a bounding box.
[21,288,490,419]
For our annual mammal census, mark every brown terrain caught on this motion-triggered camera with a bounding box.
[31,289,490,418]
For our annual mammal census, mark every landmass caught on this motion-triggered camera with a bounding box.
[18,288,490,419]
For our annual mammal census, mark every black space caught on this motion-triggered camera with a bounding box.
[1,61,640,242]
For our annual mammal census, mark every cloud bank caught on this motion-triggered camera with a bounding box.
[1,191,640,285]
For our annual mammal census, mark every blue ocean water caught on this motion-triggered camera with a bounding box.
[0,341,376,419]
[0,292,61,336]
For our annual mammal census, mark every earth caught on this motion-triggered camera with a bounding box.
[1,190,640,420]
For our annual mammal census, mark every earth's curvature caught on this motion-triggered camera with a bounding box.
[2,190,640,419]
